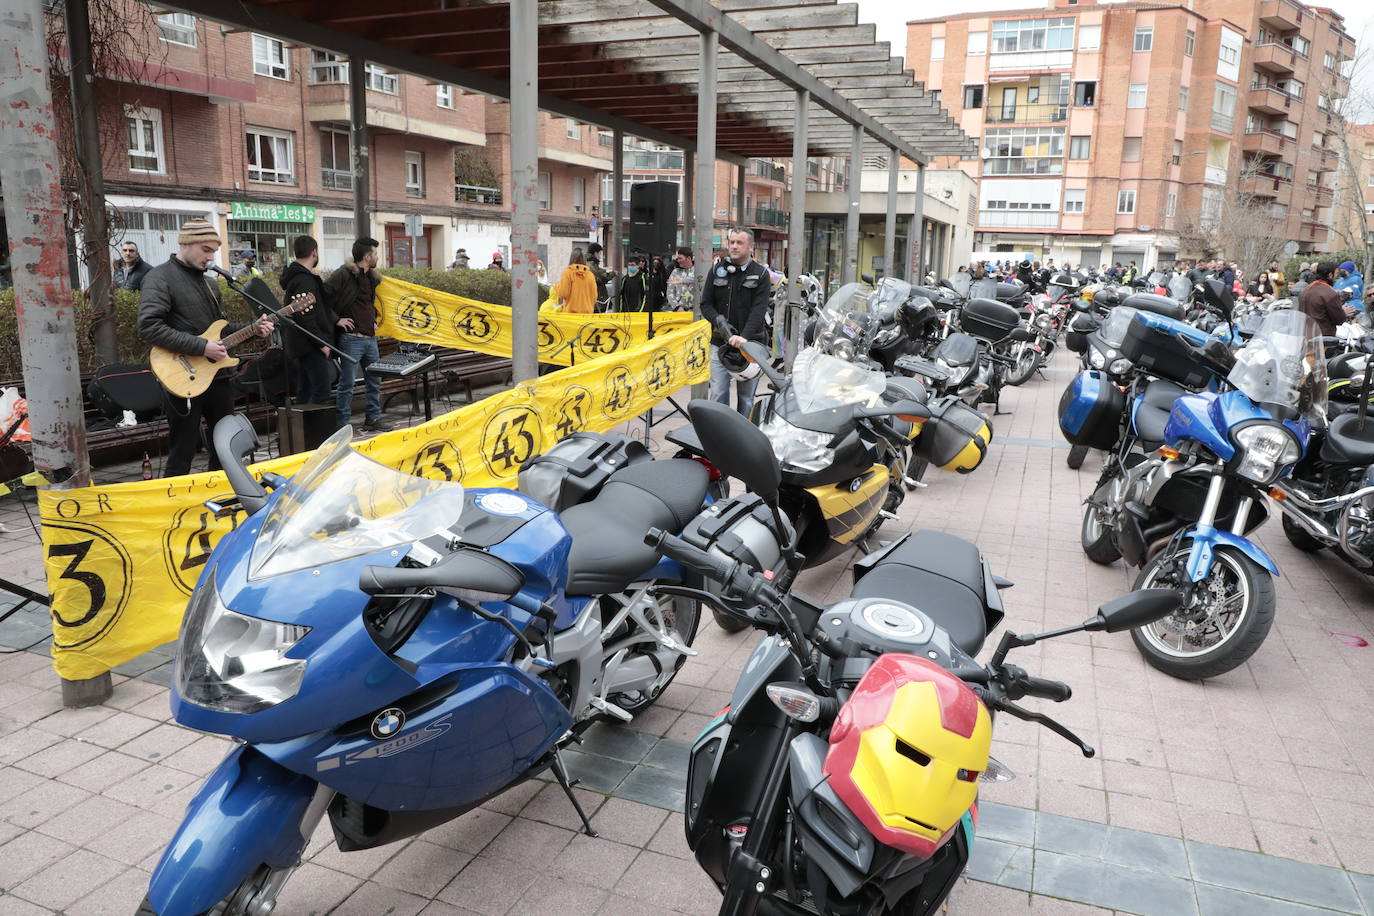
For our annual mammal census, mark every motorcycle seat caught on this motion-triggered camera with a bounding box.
[562,459,709,597]
[1320,412,1374,465]
[665,423,704,456]
[850,530,990,657]
[1133,380,1186,447]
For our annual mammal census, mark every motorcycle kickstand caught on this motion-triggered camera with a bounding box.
[550,749,599,838]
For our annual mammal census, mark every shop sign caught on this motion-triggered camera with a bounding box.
[230,201,317,223]
[551,223,592,238]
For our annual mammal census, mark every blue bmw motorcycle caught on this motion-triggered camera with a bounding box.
[139,419,710,915]
[1062,303,1324,679]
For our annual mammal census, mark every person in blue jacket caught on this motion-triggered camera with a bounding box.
[1334,260,1365,311]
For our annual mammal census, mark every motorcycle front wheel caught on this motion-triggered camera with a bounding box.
[137,864,273,916]
[1004,342,1040,387]
[1130,543,1275,680]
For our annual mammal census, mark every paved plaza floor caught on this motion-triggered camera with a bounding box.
[0,350,1372,914]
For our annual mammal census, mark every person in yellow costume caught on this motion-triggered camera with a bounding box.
[553,247,598,314]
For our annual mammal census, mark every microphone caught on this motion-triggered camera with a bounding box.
[206,263,233,279]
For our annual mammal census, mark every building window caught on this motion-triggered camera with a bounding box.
[436,85,455,109]
[319,127,352,190]
[252,35,290,80]
[404,151,424,197]
[1134,28,1153,52]
[992,17,1075,53]
[931,37,945,61]
[125,106,165,174]
[246,128,294,185]
[156,13,197,47]
[1212,81,1237,131]
[1179,85,1189,110]
[367,65,399,94]
[1166,191,1178,217]
[1127,83,1147,108]
[1122,137,1142,161]
[968,31,987,55]
[1185,31,1195,56]
[1219,41,1239,67]
[1064,188,1085,213]
[963,85,984,109]
[1287,35,1310,56]
[538,171,552,210]
[565,120,581,140]
[1069,135,1091,159]
[1279,78,1303,99]
[1073,81,1096,106]
[311,51,347,83]
[1117,190,1137,214]
[930,89,941,105]
[1172,139,1183,164]
[983,126,1065,175]
[1077,24,1100,51]
[1324,51,1337,70]
[573,176,586,213]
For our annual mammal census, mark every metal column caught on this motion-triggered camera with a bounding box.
[348,56,370,237]
[64,0,115,364]
[736,163,746,228]
[682,150,694,248]
[786,90,808,370]
[693,30,717,312]
[612,129,624,272]
[907,163,927,281]
[883,148,898,283]
[843,125,862,285]
[508,0,539,383]
[0,0,102,706]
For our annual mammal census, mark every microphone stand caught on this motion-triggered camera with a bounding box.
[213,268,358,366]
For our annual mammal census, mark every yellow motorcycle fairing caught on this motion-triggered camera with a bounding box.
[807,464,889,545]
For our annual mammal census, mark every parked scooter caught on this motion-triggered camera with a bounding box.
[140,419,713,916]
[653,399,1182,916]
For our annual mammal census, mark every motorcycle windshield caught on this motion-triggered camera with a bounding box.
[1226,310,1328,422]
[789,347,886,414]
[947,273,972,298]
[815,282,879,360]
[970,277,999,300]
[1168,275,1194,303]
[249,427,466,579]
[872,278,913,324]
[1098,307,1139,348]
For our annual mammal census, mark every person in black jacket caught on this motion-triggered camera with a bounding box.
[112,241,153,291]
[137,218,273,477]
[618,255,652,312]
[279,236,337,405]
[699,227,772,416]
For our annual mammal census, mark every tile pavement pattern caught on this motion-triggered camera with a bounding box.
[0,350,1372,913]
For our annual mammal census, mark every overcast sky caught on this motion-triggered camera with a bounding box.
[854,0,1374,114]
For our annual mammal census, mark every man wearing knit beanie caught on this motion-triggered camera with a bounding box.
[137,218,274,476]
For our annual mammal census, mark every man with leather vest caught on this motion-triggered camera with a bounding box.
[699,227,771,416]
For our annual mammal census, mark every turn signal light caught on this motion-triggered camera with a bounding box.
[897,414,928,423]
[1268,487,1287,501]
[1158,446,1180,460]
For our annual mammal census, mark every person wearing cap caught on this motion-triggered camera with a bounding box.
[487,252,505,271]
[231,248,264,280]
[137,218,274,477]
[449,248,470,269]
[586,242,612,308]
[1334,260,1364,311]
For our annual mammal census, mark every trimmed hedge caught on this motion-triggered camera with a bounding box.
[0,267,549,381]
[1285,248,1367,281]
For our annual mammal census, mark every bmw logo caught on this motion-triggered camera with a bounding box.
[371,708,406,739]
[849,478,863,493]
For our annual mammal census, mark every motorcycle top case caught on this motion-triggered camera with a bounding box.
[915,397,994,473]
[1121,292,1185,320]
[517,431,650,511]
[1059,370,1125,449]
[960,298,1022,344]
[1065,314,1098,354]
[1119,310,1214,389]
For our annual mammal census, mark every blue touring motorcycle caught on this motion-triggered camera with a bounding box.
[139,418,710,915]
[1065,305,1323,679]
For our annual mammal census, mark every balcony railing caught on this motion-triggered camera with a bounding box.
[1205,165,1228,185]
[1211,112,1236,133]
[748,161,786,182]
[983,158,1064,176]
[456,184,503,205]
[1253,42,1297,73]
[321,168,353,191]
[1247,85,1296,115]
[624,150,684,170]
[1243,129,1294,156]
[983,102,1069,125]
[749,207,788,228]
[1308,183,1334,198]
[977,209,1059,229]
[1259,0,1303,32]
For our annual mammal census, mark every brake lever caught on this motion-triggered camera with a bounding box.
[997,700,1096,758]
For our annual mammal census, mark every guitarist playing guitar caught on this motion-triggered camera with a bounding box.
[137,218,275,477]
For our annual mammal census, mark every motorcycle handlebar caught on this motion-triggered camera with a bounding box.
[644,527,741,590]
[1018,675,1073,702]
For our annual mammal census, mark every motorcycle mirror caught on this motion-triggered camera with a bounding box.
[1007,327,1034,342]
[860,273,875,285]
[211,415,268,514]
[1085,589,1182,634]
[740,341,787,389]
[359,548,525,600]
[687,399,782,506]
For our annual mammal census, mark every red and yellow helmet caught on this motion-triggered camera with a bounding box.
[823,654,992,858]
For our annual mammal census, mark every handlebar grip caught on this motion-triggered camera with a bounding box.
[1021,676,1072,702]
[644,528,737,585]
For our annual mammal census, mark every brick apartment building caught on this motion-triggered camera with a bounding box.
[77,6,610,275]
[907,0,1356,269]
[1331,123,1374,251]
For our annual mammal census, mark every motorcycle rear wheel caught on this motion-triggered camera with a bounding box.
[1066,444,1089,470]
[1281,514,1326,553]
[1080,501,1121,564]
[1131,543,1275,680]
[612,591,704,712]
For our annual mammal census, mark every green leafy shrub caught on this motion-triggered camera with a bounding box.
[1285,248,1367,281]
[379,267,549,304]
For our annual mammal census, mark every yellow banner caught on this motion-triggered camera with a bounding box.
[38,321,711,680]
[375,276,694,365]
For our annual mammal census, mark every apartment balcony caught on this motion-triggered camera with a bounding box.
[1308,182,1334,203]
[1240,173,1293,205]
[1312,146,1339,168]
[978,209,1060,230]
[748,207,788,229]
[307,82,484,145]
[321,169,353,191]
[1247,85,1297,116]
[1299,221,1329,244]
[1242,129,1294,156]
[1259,0,1303,32]
[983,102,1070,126]
[1204,165,1229,185]
[456,184,503,205]
[747,161,787,183]
[1253,43,1298,74]
[624,149,684,171]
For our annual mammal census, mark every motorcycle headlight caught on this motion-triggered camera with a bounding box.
[1089,348,1106,369]
[175,571,311,714]
[1231,423,1302,485]
[760,416,834,473]
[1035,314,1053,331]
[1109,358,1132,375]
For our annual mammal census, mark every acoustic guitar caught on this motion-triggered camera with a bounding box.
[150,293,315,398]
